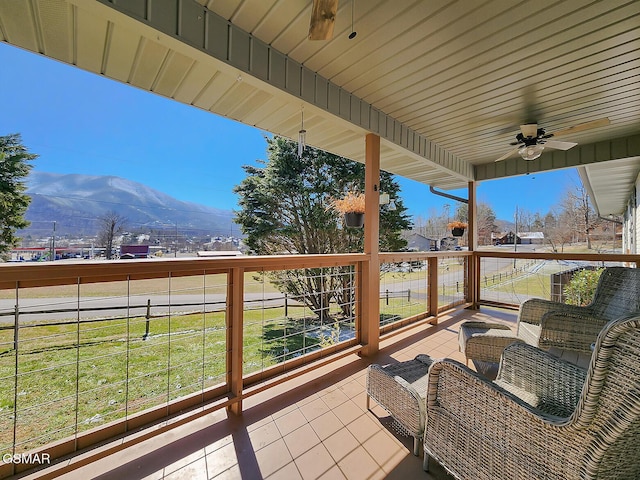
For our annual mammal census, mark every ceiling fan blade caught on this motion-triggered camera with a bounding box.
[551,118,610,137]
[545,140,577,151]
[495,146,521,162]
[308,0,339,40]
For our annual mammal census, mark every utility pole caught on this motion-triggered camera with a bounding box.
[51,221,56,261]
[513,206,518,268]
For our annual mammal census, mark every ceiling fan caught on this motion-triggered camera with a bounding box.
[495,118,610,162]
[308,0,339,40]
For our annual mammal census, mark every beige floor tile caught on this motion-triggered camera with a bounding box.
[204,433,234,456]
[332,400,362,426]
[296,392,320,407]
[309,411,343,440]
[255,438,294,478]
[163,455,208,480]
[270,402,298,420]
[164,450,208,476]
[246,414,274,432]
[323,428,359,462]
[209,464,241,480]
[317,465,348,480]
[337,446,383,480]
[321,388,350,410]
[294,443,336,480]
[299,397,332,422]
[205,442,239,477]
[349,390,370,412]
[346,413,381,444]
[265,461,303,480]
[362,430,406,471]
[283,423,321,459]
[248,421,282,450]
[338,379,364,399]
[274,408,308,436]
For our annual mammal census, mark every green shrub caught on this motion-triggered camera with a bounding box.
[564,268,604,306]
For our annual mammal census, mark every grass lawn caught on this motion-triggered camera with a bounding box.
[0,300,362,454]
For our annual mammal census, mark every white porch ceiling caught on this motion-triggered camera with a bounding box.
[0,0,639,213]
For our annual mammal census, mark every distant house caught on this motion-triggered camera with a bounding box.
[406,233,439,251]
[197,250,242,257]
[119,245,150,259]
[492,231,544,245]
[519,232,545,244]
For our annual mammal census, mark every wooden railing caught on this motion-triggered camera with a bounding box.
[0,252,456,477]
[473,251,640,308]
[1,249,638,477]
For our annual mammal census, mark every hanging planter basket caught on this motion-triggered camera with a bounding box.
[344,212,364,228]
[451,227,465,237]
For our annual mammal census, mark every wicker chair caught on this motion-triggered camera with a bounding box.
[460,266,640,364]
[424,313,640,479]
[366,354,433,455]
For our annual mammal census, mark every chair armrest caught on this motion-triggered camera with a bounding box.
[538,311,608,353]
[496,343,587,417]
[426,358,568,425]
[518,298,592,326]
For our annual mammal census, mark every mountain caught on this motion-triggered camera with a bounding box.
[22,172,236,237]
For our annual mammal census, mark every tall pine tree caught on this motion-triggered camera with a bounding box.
[0,134,35,258]
[234,136,411,320]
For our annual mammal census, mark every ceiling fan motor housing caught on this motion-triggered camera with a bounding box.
[515,127,549,146]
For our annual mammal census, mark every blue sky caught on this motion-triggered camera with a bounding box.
[0,42,577,222]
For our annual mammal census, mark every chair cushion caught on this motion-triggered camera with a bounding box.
[459,321,521,363]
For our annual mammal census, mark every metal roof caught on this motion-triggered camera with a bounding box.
[1,0,639,213]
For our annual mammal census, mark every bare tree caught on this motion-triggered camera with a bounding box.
[543,210,573,252]
[454,202,497,245]
[476,202,498,245]
[559,177,600,249]
[97,211,126,259]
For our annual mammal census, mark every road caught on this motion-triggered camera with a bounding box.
[0,293,291,324]
[1,248,577,324]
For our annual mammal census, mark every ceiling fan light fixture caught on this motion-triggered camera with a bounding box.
[519,144,544,161]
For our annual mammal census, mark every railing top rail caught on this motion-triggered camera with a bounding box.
[0,253,368,290]
[474,251,640,264]
[380,251,472,262]
[1,250,637,290]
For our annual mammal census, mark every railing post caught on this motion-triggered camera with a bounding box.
[12,302,19,473]
[427,257,439,322]
[13,304,18,351]
[227,267,244,415]
[284,293,288,317]
[360,133,381,356]
[143,299,151,340]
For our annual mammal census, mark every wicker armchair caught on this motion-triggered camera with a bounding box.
[460,267,640,365]
[424,313,640,479]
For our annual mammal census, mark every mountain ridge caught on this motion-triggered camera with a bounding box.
[22,172,236,237]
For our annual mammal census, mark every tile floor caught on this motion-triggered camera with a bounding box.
[16,307,518,480]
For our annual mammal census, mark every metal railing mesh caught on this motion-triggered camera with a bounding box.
[478,257,625,306]
[0,264,360,456]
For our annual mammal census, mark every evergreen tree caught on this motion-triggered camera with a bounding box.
[0,134,36,258]
[235,137,411,255]
[234,137,412,319]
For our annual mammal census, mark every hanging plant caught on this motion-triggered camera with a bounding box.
[448,220,468,237]
[329,192,366,228]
